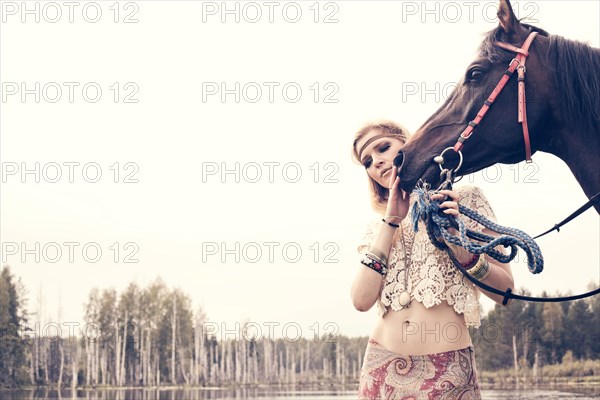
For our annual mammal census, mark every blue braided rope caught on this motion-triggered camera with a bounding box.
[411,186,544,274]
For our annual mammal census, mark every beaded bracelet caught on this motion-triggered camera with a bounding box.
[360,253,388,276]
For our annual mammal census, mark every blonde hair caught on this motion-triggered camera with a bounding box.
[351,120,411,214]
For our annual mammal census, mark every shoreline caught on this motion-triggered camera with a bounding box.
[3,380,598,392]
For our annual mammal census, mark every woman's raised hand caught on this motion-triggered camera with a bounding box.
[385,165,410,223]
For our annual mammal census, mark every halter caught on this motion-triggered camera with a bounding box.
[452,31,539,162]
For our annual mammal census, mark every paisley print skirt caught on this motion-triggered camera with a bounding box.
[358,338,481,400]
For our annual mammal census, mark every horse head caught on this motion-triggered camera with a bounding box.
[397,0,600,208]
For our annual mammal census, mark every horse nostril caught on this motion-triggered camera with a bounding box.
[393,151,405,174]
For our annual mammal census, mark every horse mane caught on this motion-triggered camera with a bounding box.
[547,35,600,135]
[479,24,600,136]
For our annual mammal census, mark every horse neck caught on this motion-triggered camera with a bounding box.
[536,35,600,211]
[542,126,600,212]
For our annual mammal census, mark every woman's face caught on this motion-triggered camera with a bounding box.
[356,129,405,188]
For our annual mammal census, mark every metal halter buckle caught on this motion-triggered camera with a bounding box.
[433,148,464,187]
[434,147,463,173]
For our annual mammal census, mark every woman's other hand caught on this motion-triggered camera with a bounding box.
[385,165,410,223]
[431,189,460,216]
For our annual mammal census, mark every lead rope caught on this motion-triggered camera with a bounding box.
[412,168,600,303]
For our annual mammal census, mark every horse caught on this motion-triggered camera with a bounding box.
[395,0,600,213]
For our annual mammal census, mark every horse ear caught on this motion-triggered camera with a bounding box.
[497,0,518,34]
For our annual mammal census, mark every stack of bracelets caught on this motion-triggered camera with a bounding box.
[359,216,402,276]
[360,245,389,276]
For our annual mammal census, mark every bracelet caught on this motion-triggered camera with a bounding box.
[466,255,484,276]
[382,218,400,228]
[468,254,485,273]
[468,256,490,280]
[462,253,480,270]
[366,245,388,264]
[471,259,490,280]
[360,253,388,276]
[365,251,386,266]
[385,215,404,221]
[478,260,491,280]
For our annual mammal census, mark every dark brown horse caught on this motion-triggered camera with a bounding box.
[396,0,600,213]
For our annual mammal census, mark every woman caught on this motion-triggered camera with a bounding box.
[351,121,514,399]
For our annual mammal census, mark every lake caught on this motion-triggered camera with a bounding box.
[2,386,599,400]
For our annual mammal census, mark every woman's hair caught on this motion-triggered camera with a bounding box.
[351,120,411,214]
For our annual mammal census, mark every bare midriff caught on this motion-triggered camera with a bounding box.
[370,300,473,355]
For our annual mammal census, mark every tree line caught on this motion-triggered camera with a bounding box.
[471,283,600,372]
[1,264,599,388]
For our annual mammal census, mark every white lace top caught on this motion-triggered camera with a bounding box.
[357,185,497,329]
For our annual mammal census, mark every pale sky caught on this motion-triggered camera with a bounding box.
[1,0,599,341]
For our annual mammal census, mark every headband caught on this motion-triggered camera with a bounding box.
[358,133,397,164]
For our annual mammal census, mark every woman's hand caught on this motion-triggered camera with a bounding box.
[385,165,410,223]
[431,189,460,216]
[432,189,472,261]
[431,189,462,237]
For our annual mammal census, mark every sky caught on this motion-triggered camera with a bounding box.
[1,0,599,341]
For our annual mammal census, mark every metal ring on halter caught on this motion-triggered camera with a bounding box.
[435,147,463,174]
[436,169,464,192]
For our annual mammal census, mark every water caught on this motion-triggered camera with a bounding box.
[2,387,599,400]
[481,389,599,399]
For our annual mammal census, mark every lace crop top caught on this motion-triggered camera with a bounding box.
[357,185,497,329]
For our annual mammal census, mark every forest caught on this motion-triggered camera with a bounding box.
[1,265,598,388]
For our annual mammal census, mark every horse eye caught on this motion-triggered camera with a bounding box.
[467,68,484,81]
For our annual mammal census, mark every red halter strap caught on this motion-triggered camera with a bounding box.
[453,31,539,162]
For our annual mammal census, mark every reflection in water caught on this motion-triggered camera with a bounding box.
[4,386,599,400]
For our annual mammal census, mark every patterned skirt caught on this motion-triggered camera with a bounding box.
[358,338,482,400]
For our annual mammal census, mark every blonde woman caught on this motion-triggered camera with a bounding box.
[351,121,514,399]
